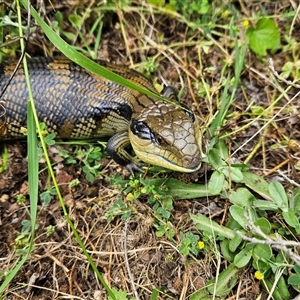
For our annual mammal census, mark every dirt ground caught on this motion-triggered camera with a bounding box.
[1,1,300,299]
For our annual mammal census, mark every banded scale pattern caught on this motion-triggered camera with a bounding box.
[0,57,202,172]
[0,58,139,138]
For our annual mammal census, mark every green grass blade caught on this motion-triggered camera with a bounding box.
[19,0,167,104]
[208,43,247,137]
[27,100,38,242]
[0,255,29,296]
[0,1,38,296]
[208,74,230,137]
[16,3,117,299]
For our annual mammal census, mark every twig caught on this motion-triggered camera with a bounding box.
[237,219,300,266]
[25,272,39,293]
[276,170,300,188]
[268,58,300,89]
[226,285,255,300]
[289,1,300,37]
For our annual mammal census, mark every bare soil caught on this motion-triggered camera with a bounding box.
[1,1,299,299]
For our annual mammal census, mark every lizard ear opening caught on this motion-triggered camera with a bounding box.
[130,119,152,140]
[130,119,164,145]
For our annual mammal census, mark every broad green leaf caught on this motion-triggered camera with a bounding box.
[246,18,280,56]
[108,288,128,300]
[150,288,162,300]
[253,199,279,211]
[269,181,288,211]
[217,139,229,161]
[295,265,300,274]
[242,172,271,200]
[208,170,225,194]
[231,163,250,172]
[196,0,210,14]
[263,278,286,300]
[220,166,243,182]
[225,216,243,231]
[281,61,293,78]
[252,244,272,260]
[148,178,218,199]
[229,188,255,208]
[208,148,224,169]
[229,205,248,229]
[282,209,300,229]
[68,14,83,28]
[234,245,253,268]
[276,251,289,265]
[229,233,243,252]
[276,276,291,300]
[220,240,235,262]
[189,290,211,300]
[293,193,300,213]
[207,264,240,296]
[288,274,300,286]
[191,214,235,239]
[254,217,271,235]
[252,259,270,273]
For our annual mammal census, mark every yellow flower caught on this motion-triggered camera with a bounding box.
[198,241,205,250]
[254,271,264,280]
[243,20,249,27]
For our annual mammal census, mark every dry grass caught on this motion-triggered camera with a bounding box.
[1,0,300,299]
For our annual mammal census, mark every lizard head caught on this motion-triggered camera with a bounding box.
[129,102,202,172]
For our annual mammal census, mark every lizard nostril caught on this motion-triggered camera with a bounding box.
[183,157,191,164]
[182,156,201,168]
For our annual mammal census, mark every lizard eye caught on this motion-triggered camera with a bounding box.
[155,134,165,145]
